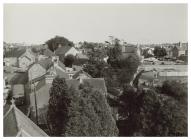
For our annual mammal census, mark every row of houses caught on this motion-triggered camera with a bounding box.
[3,44,108,137]
[140,42,188,58]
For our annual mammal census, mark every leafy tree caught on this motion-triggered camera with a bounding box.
[161,80,187,101]
[47,77,70,136]
[63,54,75,67]
[118,85,187,136]
[45,36,74,52]
[142,49,153,58]
[64,83,119,136]
[153,47,167,58]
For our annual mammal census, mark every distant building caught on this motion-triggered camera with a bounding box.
[55,45,79,58]
[18,48,36,69]
[4,48,36,68]
[178,42,188,56]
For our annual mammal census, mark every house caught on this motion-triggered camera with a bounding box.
[3,101,48,137]
[28,58,53,82]
[4,48,36,69]
[18,48,36,69]
[4,48,26,67]
[55,45,79,58]
[178,42,188,56]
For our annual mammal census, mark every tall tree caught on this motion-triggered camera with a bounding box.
[63,54,75,68]
[153,46,167,58]
[47,77,70,136]
[118,82,187,136]
[45,36,74,52]
[64,83,119,136]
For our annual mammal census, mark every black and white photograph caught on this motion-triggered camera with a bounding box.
[2,2,189,137]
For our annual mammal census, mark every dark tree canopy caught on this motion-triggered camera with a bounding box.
[118,82,187,136]
[45,36,74,52]
[153,47,167,58]
[142,49,153,58]
[64,83,119,136]
[47,77,70,136]
[63,54,75,68]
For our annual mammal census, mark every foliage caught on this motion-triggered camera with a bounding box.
[64,83,119,136]
[142,49,153,58]
[47,77,70,136]
[161,80,187,101]
[118,83,187,136]
[178,55,188,64]
[63,54,75,67]
[153,46,167,58]
[83,58,107,78]
[45,36,74,52]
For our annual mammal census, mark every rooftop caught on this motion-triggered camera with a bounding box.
[3,103,48,137]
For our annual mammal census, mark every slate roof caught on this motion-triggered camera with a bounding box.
[9,72,28,85]
[82,78,107,94]
[12,84,24,97]
[4,48,26,58]
[38,58,53,70]
[3,104,48,137]
[43,48,55,57]
[55,46,72,55]
[55,68,69,79]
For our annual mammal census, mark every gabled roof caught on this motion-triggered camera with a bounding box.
[10,72,28,85]
[38,58,53,70]
[4,104,48,137]
[82,78,107,94]
[4,48,26,58]
[55,46,72,55]
[43,48,55,57]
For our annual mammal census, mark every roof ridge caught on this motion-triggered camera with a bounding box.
[3,105,14,119]
[14,105,48,136]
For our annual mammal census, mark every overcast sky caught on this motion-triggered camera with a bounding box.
[4,4,187,44]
